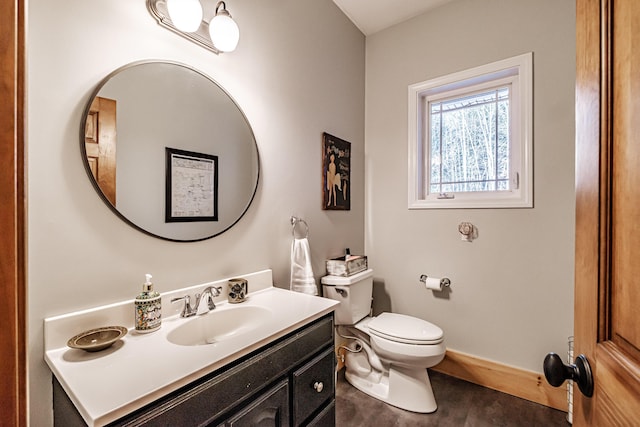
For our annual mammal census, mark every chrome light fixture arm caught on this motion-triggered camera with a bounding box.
[147,0,239,54]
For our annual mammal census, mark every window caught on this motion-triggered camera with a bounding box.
[408,53,532,208]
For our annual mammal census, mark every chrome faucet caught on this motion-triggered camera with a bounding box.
[194,286,222,315]
[171,286,222,318]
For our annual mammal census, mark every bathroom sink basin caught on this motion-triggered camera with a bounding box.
[167,305,273,346]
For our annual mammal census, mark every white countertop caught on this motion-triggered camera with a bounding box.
[44,270,338,426]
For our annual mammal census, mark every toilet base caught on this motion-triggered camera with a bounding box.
[345,365,437,413]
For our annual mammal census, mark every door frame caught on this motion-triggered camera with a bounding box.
[574,0,608,422]
[0,0,27,425]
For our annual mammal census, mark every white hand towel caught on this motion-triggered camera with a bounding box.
[290,237,318,295]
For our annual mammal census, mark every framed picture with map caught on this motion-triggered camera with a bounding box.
[165,147,218,222]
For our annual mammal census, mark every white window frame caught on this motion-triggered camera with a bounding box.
[408,52,533,209]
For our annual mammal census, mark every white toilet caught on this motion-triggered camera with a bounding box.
[322,269,445,413]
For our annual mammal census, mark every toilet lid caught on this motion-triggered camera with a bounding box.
[368,312,444,345]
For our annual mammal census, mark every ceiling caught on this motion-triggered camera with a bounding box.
[333,0,457,36]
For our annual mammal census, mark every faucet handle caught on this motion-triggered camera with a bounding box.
[206,287,222,310]
[171,295,194,317]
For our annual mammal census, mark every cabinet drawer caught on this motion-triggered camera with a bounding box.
[292,347,335,426]
[223,379,290,427]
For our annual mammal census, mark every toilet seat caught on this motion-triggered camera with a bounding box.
[367,312,444,345]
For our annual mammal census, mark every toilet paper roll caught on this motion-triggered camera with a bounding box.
[424,277,444,291]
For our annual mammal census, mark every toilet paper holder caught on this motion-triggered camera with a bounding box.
[419,274,451,288]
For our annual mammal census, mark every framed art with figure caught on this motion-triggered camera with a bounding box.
[322,132,350,210]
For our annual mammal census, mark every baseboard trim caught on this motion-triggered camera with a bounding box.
[431,350,567,412]
[336,347,345,371]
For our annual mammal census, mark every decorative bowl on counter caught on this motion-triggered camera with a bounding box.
[67,326,128,352]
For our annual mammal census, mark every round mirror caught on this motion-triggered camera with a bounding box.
[80,60,259,242]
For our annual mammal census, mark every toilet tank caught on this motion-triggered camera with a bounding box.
[321,269,374,325]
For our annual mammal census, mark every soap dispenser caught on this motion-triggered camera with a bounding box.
[135,273,162,333]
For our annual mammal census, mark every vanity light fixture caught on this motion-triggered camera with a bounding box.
[147,0,240,54]
[165,0,203,32]
[209,1,239,52]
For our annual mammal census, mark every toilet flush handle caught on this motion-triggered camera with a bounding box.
[335,288,348,297]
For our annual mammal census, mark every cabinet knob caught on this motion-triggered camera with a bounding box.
[313,381,324,393]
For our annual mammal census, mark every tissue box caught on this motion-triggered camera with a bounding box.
[326,255,367,277]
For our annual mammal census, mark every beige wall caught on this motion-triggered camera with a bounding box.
[365,0,576,372]
[27,1,365,425]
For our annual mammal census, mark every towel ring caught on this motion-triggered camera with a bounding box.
[290,216,309,239]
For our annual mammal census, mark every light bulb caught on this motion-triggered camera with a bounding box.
[166,0,203,33]
[209,14,239,52]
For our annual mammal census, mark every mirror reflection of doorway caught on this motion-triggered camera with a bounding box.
[85,96,117,205]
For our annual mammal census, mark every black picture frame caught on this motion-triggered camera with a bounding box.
[322,132,351,210]
[165,147,218,222]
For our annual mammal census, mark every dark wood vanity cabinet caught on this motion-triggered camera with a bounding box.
[54,314,336,427]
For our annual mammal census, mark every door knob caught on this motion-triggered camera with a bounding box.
[543,352,594,397]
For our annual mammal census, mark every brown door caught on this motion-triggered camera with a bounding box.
[573,0,640,423]
[85,96,117,205]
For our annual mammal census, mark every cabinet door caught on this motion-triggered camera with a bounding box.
[292,348,335,426]
[222,379,290,427]
[306,400,335,427]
